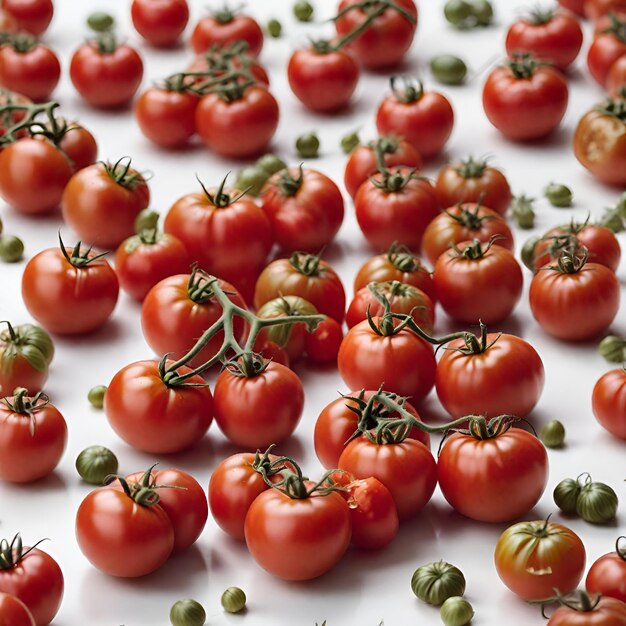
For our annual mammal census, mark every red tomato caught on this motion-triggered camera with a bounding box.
[436,331,545,419]
[483,55,569,140]
[354,167,440,252]
[586,0,626,19]
[559,0,586,15]
[548,595,626,625]
[61,159,150,249]
[587,20,626,87]
[376,80,454,157]
[69,39,144,108]
[586,538,626,602]
[57,123,98,173]
[191,9,263,56]
[0,89,30,137]
[607,55,626,95]
[185,46,269,87]
[0,9,17,34]
[261,168,344,253]
[104,359,214,454]
[131,0,189,47]
[592,368,626,440]
[438,420,548,522]
[494,520,586,601]
[304,316,344,365]
[335,0,418,69]
[0,592,35,626]
[2,0,52,36]
[254,339,290,368]
[22,244,119,335]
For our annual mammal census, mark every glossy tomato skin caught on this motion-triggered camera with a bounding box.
[75,487,174,578]
[592,369,626,440]
[0,593,35,626]
[586,547,626,602]
[436,333,545,419]
[244,487,351,580]
[548,596,626,626]
[607,55,626,95]
[438,427,548,522]
[22,247,119,335]
[586,0,626,18]
[59,124,98,173]
[131,0,189,47]
[3,0,52,36]
[191,13,263,56]
[558,0,585,14]
[304,316,344,364]
[288,47,359,112]
[0,43,60,102]
[587,31,626,87]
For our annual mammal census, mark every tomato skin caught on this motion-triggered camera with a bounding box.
[191,14,263,57]
[213,361,304,449]
[22,247,119,335]
[0,90,30,136]
[548,596,626,625]
[304,316,343,365]
[288,47,358,112]
[586,548,626,602]
[586,0,626,20]
[2,0,52,36]
[186,53,269,87]
[104,360,214,454]
[244,487,351,581]
[607,55,626,95]
[131,0,189,47]
[0,138,72,215]
[436,334,545,419]
[558,0,586,16]
[75,488,174,578]
[587,32,626,87]
[0,593,36,626]
[59,124,98,173]
[592,368,626,440]
[0,43,60,102]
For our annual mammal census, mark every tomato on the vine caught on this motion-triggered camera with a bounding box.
[587,14,626,87]
[547,594,626,626]
[56,122,98,173]
[586,537,626,602]
[592,368,626,440]
[191,8,263,56]
[131,0,189,47]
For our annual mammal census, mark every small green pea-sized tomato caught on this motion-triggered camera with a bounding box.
[190,7,263,56]
[411,561,466,605]
[0,592,35,626]
[131,0,189,47]
[170,599,205,626]
[430,54,468,85]
[547,591,626,625]
[592,368,626,440]
[586,537,626,602]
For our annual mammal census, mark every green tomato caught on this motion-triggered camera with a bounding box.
[88,385,107,409]
[539,420,565,448]
[0,235,24,263]
[510,195,535,229]
[430,55,468,85]
[293,0,314,22]
[553,477,581,515]
[267,18,282,38]
[75,446,119,485]
[440,597,474,626]
[256,153,287,175]
[340,130,360,154]
[87,12,115,32]
[221,587,246,613]
[170,599,206,626]
[545,182,573,208]
[134,209,159,233]
[411,561,466,606]
[471,0,494,26]
[295,132,320,158]
[234,166,270,197]
[598,335,626,363]
[521,236,540,271]
[444,0,473,26]
[576,480,618,524]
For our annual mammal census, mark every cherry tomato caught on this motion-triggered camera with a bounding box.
[131,0,189,47]
[592,368,626,440]
[586,0,626,20]
[586,538,626,602]
[191,9,263,56]
[57,122,98,173]
[2,0,52,36]
[547,595,626,626]
[587,19,626,87]
[0,592,35,626]
[304,316,343,365]
[607,55,626,95]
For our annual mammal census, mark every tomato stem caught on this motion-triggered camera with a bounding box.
[0,534,49,570]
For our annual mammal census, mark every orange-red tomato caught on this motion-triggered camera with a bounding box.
[586,539,626,602]
[2,0,52,36]
[592,368,626,440]
[547,595,626,626]
[607,55,626,95]
[586,0,626,20]
[587,22,626,87]
[131,0,189,47]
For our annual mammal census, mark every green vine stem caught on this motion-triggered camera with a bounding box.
[105,465,187,507]
[0,100,66,147]
[385,241,430,274]
[1,387,50,436]
[58,233,109,268]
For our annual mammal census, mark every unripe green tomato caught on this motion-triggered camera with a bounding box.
[256,153,286,175]
[598,335,626,363]
[134,209,159,233]
[0,235,24,262]
[553,477,581,515]
[295,132,320,158]
[341,131,360,154]
[440,596,474,626]
[293,0,314,22]
[577,481,618,524]
[411,561,466,606]
[87,12,115,32]
[235,166,269,197]
[510,195,535,229]
[444,0,473,26]
[539,420,565,448]
[221,587,246,613]
[545,182,573,208]
[267,18,282,38]
[521,236,540,271]
[430,55,468,85]
[75,446,118,485]
[598,208,624,233]
[88,385,107,409]
[170,599,206,626]
[471,0,493,25]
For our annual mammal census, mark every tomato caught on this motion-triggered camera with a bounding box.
[354,167,440,252]
[0,89,30,137]
[586,0,626,20]
[69,39,144,108]
[2,0,52,36]
[435,157,512,215]
[607,55,626,95]
[244,484,351,580]
[436,331,545,419]
[592,368,626,440]
[104,359,214,454]
[0,10,17,34]
[134,84,199,148]
[75,482,174,577]
[0,138,72,215]
[494,520,586,601]
[433,240,523,324]
[421,202,514,267]
[548,595,626,626]
[0,388,66,483]
[558,0,586,17]
[483,54,569,140]
[62,159,150,249]
[587,19,626,87]
[304,316,343,365]
[376,80,454,157]
[57,122,98,173]
[185,45,269,86]
[344,136,422,199]
[131,0,189,47]
[261,168,344,253]
[0,40,60,102]
[22,243,119,335]
[213,358,304,449]
[586,538,626,602]
[505,9,583,70]
[438,419,548,522]
[191,9,263,56]
[0,592,35,626]
[254,339,290,368]
[114,231,191,302]
[573,98,626,186]
[335,0,418,69]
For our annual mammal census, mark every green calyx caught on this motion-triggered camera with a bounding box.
[107,465,171,508]
[0,321,54,374]
[595,97,626,122]
[103,156,145,189]
[59,233,108,269]
[506,53,539,79]
[389,75,424,103]
[93,32,120,55]
[275,166,304,197]
[1,388,50,436]
[197,173,248,208]
[123,229,161,254]
[387,241,425,273]
[8,34,38,53]
[289,251,322,276]
[527,8,554,25]
[0,534,48,570]
[456,156,487,179]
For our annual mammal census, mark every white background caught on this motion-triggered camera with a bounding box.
[0,1,625,624]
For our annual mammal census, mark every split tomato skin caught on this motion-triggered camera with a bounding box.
[592,368,626,440]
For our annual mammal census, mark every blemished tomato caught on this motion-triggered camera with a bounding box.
[607,55,626,96]
[304,316,343,365]
[354,167,440,252]
[547,595,626,626]
[190,9,263,56]
[494,520,586,601]
[131,0,189,47]
[592,368,626,440]
[57,122,98,173]
[344,136,423,199]
[0,389,67,483]
[69,39,144,108]
[438,419,548,522]
[587,18,626,87]
[261,168,344,253]
[586,0,626,20]
[435,157,512,216]
[376,80,454,157]
[287,45,359,112]
[62,158,150,249]
[0,538,63,626]
[0,138,72,215]
[483,54,569,140]
[436,331,545,419]
[21,243,119,335]
[586,538,626,602]
[558,0,586,16]
[0,592,35,626]
[335,0,418,69]
[2,0,53,36]
[505,9,583,70]
[104,359,214,454]
[244,485,351,580]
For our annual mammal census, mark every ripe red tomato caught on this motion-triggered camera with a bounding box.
[592,368,626,440]
[547,595,626,625]
[335,0,418,69]
[376,80,453,157]
[607,55,626,95]
[0,89,30,136]
[2,0,52,36]
[70,39,144,108]
[0,138,72,215]
[587,20,626,86]
[558,0,586,16]
[354,167,440,252]
[185,46,269,86]
[261,168,344,253]
[287,45,359,112]
[62,160,150,249]
[505,9,583,70]
[586,0,626,20]
[0,592,35,626]
[438,420,548,522]
[586,538,626,602]
[131,0,189,47]
[22,244,119,335]
[483,55,569,140]
[104,359,214,454]
[57,122,98,173]
[304,316,343,365]
[494,520,586,601]
[191,9,263,56]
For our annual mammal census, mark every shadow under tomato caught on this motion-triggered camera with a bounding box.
[1,469,67,494]
[54,317,130,350]
[129,433,217,474]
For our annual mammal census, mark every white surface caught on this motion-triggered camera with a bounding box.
[1,1,625,624]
